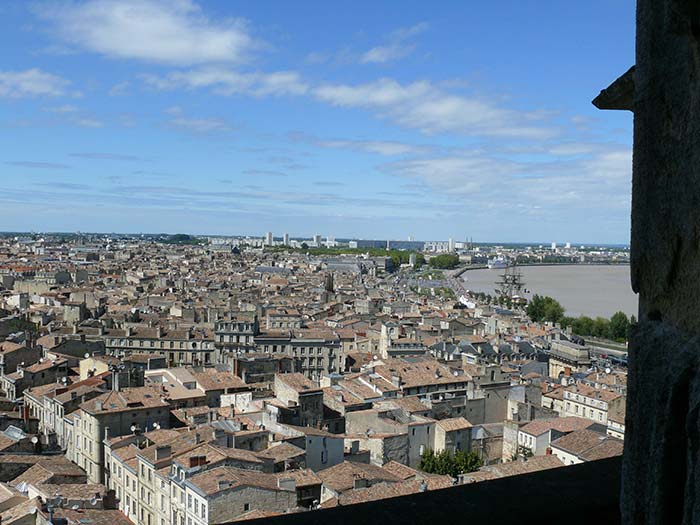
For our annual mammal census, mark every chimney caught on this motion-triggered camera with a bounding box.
[189,455,207,468]
[155,445,171,461]
[277,478,296,492]
[95,401,103,411]
[353,477,369,489]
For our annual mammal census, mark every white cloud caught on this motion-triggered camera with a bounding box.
[170,116,227,132]
[108,81,130,96]
[316,139,428,156]
[361,44,411,64]
[0,68,70,98]
[73,117,104,128]
[361,22,427,64]
[314,78,553,138]
[142,68,308,96]
[36,0,259,66]
[287,131,430,156]
[43,104,78,113]
[383,145,632,213]
[315,78,430,107]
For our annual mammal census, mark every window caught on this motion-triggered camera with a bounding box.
[244,503,250,512]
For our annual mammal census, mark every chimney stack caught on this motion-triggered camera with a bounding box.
[155,445,171,461]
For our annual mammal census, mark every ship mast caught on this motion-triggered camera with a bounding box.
[494,260,525,298]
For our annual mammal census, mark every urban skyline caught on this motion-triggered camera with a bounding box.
[1,0,634,243]
[0,229,630,248]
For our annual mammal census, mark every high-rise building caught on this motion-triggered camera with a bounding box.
[448,238,455,252]
[551,241,557,251]
[313,234,322,246]
[283,233,290,245]
[265,232,273,246]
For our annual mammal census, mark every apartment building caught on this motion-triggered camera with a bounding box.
[103,327,215,367]
[561,383,624,425]
[213,313,259,360]
[66,386,171,483]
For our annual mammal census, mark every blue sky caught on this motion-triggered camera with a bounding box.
[0,0,635,243]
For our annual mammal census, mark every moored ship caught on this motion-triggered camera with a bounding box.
[487,256,509,269]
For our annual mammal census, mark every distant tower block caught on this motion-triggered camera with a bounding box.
[265,232,273,246]
[409,253,417,266]
[551,241,557,251]
[283,233,289,246]
[448,238,455,252]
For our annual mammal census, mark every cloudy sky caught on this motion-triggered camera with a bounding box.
[0,0,634,243]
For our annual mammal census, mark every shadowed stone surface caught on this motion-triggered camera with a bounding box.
[593,66,635,111]
[632,0,700,330]
[624,322,700,523]
[622,0,700,523]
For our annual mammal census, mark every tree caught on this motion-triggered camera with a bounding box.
[428,254,460,269]
[543,298,565,323]
[419,449,482,477]
[300,242,308,249]
[419,449,437,473]
[560,316,576,330]
[527,295,565,323]
[609,311,630,342]
[413,253,426,268]
[455,450,482,474]
[526,294,546,322]
[572,316,595,336]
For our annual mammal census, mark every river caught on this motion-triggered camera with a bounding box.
[461,265,638,318]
